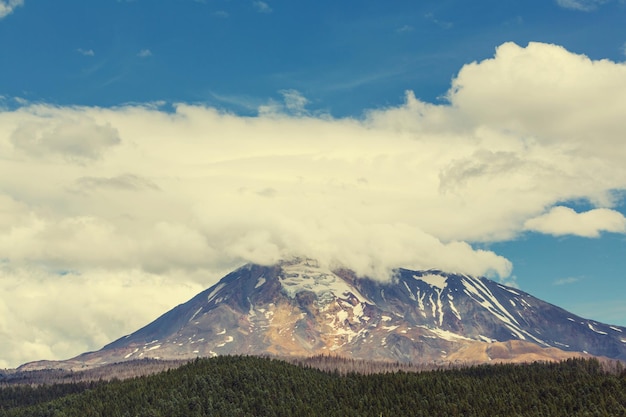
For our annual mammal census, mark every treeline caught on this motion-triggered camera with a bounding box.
[0,381,102,411]
[1,356,625,416]
[1,359,188,386]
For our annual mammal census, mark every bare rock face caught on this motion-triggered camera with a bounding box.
[21,259,626,371]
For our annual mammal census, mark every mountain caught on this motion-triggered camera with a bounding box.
[20,259,626,370]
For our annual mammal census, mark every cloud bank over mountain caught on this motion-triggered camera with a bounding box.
[1,42,626,367]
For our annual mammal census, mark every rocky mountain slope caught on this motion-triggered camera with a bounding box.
[20,259,626,370]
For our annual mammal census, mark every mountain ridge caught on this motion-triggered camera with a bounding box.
[17,259,626,371]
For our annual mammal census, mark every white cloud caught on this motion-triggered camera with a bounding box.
[72,173,160,193]
[258,89,310,116]
[77,48,95,56]
[396,25,414,34]
[279,89,308,115]
[446,42,626,177]
[2,41,626,367]
[8,110,120,160]
[524,207,626,237]
[424,12,453,29]
[137,49,152,58]
[553,276,582,286]
[555,0,609,10]
[213,10,229,18]
[253,1,272,13]
[0,265,205,368]
[0,0,23,19]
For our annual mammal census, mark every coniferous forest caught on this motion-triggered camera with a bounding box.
[1,356,625,417]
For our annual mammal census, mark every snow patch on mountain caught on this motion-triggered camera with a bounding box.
[588,323,608,335]
[207,284,225,303]
[462,278,520,327]
[448,294,462,321]
[403,281,416,301]
[419,326,472,342]
[498,284,520,296]
[189,307,203,322]
[124,348,139,359]
[279,261,371,304]
[415,274,447,289]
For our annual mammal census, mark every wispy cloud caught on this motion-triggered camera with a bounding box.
[213,10,229,18]
[257,89,310,116]
[71,174,160,194]
[425,12,453,29]
[209,91,263,112]
[137,49,152,58]
[253,1,272,13]
[555,0,609,11]
[279,89,308,115]
[396,25,414,34]
[0,0,24,19]
[553,276,582,286]
[77,48,95,57]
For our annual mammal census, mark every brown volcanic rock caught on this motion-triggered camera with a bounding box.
[446,340,597,364]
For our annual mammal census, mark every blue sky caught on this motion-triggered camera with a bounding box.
[1,0,626,367]
[3,0,625,113]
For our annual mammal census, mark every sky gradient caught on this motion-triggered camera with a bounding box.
[1,0,626,368]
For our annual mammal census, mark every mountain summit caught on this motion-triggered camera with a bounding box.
[22,259,626,370]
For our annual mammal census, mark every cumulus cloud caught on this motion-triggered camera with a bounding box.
[1,41,626,366]
[524,206,626,237]
[0,0,23,19]
[0,265,205,368]
[8,109,120,160]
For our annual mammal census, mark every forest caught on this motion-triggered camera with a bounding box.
[1,356,625,417]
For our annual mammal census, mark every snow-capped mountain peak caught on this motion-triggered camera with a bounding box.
[21,260,626,370]
[278,259,371,305]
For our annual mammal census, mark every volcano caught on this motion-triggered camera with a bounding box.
[20,259,626,370]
